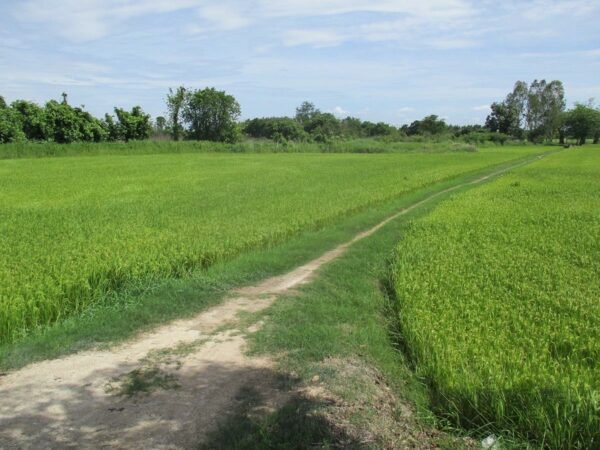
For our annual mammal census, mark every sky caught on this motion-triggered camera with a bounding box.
[1,0,599,126]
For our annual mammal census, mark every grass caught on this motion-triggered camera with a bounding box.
[105,367,180,397]
[389,146,600,448]
[0,137,526,160]
[0,151,543,371]
[0,148,542,345]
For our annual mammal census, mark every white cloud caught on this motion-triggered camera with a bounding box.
[472,104,490,111]
[258,0,473,20]
[13,0,205,40]
[283,29,347,47]
[12,0,475,43]
[331,106,349,117]
[197,4,251,30]
[521,0,599,20]
[427,38,477,49]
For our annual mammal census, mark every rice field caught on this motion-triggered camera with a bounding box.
[0,147,540,345]
[390,147,600,448]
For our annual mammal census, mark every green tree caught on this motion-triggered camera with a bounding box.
[114,106,152,141]
[303,112,341,142]
[243,117,307,141]
[0,95,6,109]
[11,100,47,140]
[486,102,519,136]
[526,79,565,142]
[44,100,84,143]
[407,115,447,135]
[0,107,25,143]
[102,114,120,141]
[505,81,528,133]
[182,87,241,142]
[155,116,167,134]
[166,86,188,141]
[295,101,319,127]
[74,107,106,142]
[563,103,600,145]
[340,117,363,137]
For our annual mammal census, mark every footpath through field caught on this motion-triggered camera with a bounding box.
[0,155,546,449]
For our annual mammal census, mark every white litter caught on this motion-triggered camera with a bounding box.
[481,434,498,449]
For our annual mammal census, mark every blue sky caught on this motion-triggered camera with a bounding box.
[1,0,599,125]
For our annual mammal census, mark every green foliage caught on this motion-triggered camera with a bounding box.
[0,147,540,344]
[294,101,319,127]
[303,112,341,142]
[245,106,401,143]
[562,103,600,145]
[487,80,565,142]
[154,116,167,137]
[485,102,519,136]
[43,100,84,143]
[182,87,241,142]
[113,106,152,141]
[406,115,447,136]
[43,100,107,144]
[0,108,25,143]
[11,100,47,140]
[0,95,7,109]
[339,116,363,137]
[0,94,149,145]
[243,117,308,141]
[390,148,600,448]
[166,86,187,141]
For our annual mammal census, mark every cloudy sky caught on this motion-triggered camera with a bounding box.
[1,0,599,125]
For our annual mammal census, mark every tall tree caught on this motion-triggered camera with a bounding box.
[486,102,519,135]
[154,116,167,137]
[540,80,565,141]
[295,101,319,127]
[505,81,528,132]
[563,103,600,145]
[182,87,241,142]
[524,80,564,141]
[166,86,188,141]
[0,95,6,109]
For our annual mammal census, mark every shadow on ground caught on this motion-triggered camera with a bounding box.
[0,353,366,449]
[198,384,367,449]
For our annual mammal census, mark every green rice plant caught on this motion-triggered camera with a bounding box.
[0,147,540,344]
[390,147,600,448]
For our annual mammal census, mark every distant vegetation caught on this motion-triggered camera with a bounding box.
[2,79,599,147]
[486,79,600,144]
[390,148,600,448]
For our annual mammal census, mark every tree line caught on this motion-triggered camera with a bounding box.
[486,80,600,145]
[1,80,599,145]
[0,93,153,144]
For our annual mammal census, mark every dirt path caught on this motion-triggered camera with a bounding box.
[0,157,543,449]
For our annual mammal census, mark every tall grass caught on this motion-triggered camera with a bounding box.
[0,148,542,344]
[390,146,600,448]
[0,137,526,160]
